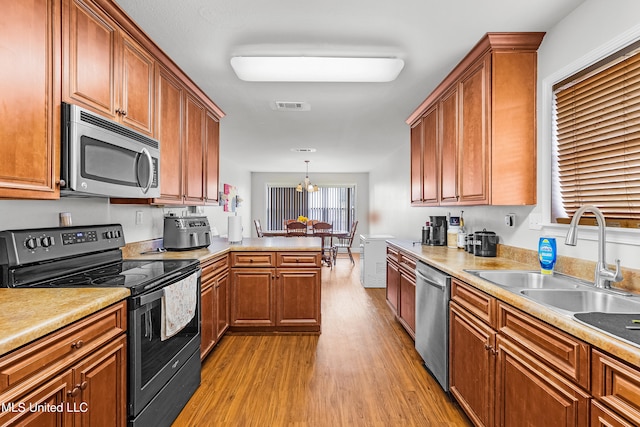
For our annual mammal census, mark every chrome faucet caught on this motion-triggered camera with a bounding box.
[565,205,622,289]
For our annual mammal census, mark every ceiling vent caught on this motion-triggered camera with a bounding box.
[272,101,311,111]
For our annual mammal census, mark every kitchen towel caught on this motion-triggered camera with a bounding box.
[228,215,243,243]
[161,271,198,341]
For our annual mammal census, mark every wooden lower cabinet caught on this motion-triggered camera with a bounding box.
[0,302,127,426]
[495,334,590,427]
[450,302,495,427]
[450,279,591,427]
[386,246,416,338]
[591,349,640,426]
[200,254,230,360]
[230,251,321,333]
[591,400,637,427]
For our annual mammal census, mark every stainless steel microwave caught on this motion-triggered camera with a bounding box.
[61,102,160,198]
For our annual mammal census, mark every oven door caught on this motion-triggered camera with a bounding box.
[128,270,201,420]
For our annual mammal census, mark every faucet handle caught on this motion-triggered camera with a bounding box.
[612,259,623,283]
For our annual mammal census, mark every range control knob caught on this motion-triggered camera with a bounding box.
[24,237,38,250]
[105,231,114,239]
[40,236,54,248]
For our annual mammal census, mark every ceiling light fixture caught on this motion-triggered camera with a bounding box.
[296,160,318,193]
[230,56,404,82]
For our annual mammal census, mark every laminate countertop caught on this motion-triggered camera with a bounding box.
[0,288,130,356]
[0,237,320,357]
[387,239,640,368]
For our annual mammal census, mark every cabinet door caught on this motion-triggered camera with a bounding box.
[410,118,424,204]
[74,335,127,427]
[386,260,400,314]
[449,302,495,427]
[458,56,489,205]
[205,110,220,204]
[200,282,215,359]
[215,272,230,341]
[0,0,60,199]
[119,32,154,136]
[63,0,118,118]
[183,93,205,204]
[0,371,74,426]
[398,271,416,337]
[591,400,637,427]
[154,63,184,204]
[421,104,439,204]
[276,268,321,329]
[230,268,275,327]
[495,335,590,427]
[439,85,459,204]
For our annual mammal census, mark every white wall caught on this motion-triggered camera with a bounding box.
[0,154,252,244]
[251,172,369,238]
[369,0,640,270]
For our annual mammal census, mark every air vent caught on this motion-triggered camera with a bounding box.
[272,101,310,111]
[291,148,317,153]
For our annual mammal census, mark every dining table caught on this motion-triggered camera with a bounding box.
[261,229,349,266]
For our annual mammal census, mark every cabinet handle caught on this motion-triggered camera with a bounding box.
[79,381,88,391]
[71,340,84,349]
[68,387,80,398]
[484,343,496,354]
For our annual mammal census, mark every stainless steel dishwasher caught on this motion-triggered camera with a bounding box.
[415,260,451,392]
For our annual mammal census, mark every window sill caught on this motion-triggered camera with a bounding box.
[541,223,640,246]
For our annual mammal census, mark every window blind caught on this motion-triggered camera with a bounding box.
[553,43,640,224]
[266,185,355,231]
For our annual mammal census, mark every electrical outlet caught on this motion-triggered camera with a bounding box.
[135,211,143,225]
[504,213,515,227]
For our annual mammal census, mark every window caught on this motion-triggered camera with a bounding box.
[552,40,640,228]
[266,185,356,231]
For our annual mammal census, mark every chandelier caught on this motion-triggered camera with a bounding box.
[296,160,318,192]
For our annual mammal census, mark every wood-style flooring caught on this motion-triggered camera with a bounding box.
[173,254,471,426]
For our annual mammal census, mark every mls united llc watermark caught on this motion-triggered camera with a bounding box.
[2,401,89,413]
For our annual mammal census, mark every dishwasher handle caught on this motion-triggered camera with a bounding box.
[416,270,447,291]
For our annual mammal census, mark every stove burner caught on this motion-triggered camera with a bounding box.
[91,274,148,286]
[88,266,122,277]
[49,276,93,287]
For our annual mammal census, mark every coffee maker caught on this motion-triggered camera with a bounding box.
[421,216,447,246]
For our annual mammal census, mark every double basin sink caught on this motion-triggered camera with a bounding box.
[464,269,640,346]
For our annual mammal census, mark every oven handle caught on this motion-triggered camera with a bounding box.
[137,287,165,306]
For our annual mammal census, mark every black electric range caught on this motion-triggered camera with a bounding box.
[0,224,199,296]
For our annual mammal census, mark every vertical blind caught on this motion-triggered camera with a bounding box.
[266,186,356,231]
[553,42,640,224]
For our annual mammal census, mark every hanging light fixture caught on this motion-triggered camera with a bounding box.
[296,160,318,192]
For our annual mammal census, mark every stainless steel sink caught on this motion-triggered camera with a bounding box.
[464,270,589,289]
[520,289,640,314]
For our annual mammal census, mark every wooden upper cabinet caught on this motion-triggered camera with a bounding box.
[154,63,184,204]
[439,86,458,204]
[0,0,61,199]
[184,93,206,204]
[63,0,154,136]
[407,32,544,206]
[205,111,220,204]
[457,56,489,205]
[410,119,424,204]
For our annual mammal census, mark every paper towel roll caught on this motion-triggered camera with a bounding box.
[228,215,243,243]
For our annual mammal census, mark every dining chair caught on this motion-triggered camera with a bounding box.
[285,221,307,236]
[312,222,333,267]
[332,221,358,265]
[254,219,264,237]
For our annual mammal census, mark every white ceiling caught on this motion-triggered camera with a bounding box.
[115,0,585,174]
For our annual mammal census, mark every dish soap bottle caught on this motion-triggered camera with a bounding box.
[538,237,557,275]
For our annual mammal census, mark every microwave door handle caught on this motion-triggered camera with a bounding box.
[139,148,154,194]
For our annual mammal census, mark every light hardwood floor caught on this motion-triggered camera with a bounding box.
[173,254,471,426]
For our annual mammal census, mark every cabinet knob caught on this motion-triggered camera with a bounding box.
[71,339,84,349]
[79,381,88,390]
[68,387,80,398]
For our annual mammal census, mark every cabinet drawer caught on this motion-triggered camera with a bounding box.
[231,252,275,267]
[277,252,321,268]
[451,279,496,327]
[592,349,640,425]
[0,301,127,393]
[202,254,228,284]
[498,302,590,389]
[386,246,400,263]
[399,253,417,272]
[591,400,637,427]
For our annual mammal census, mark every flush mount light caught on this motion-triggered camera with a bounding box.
[230,56,405,82]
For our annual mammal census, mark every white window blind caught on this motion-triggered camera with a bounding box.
[552,41,640,226]
[266,185,356,231]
